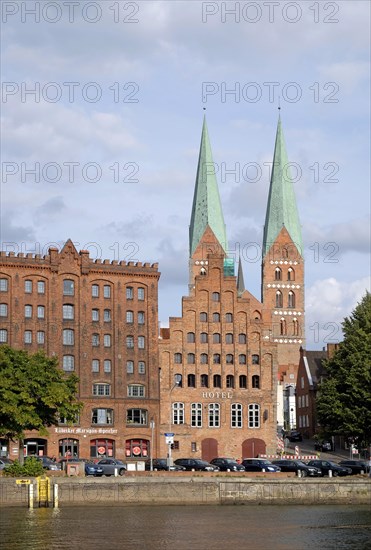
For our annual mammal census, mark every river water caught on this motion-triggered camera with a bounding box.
[1,505,370,550]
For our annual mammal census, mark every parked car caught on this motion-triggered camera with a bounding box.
[210,458,245,472]
[145,458,186,471]
[97,458,126,476]
[29,457,61,471]
[174,459,219,472]
[0,458,13,470]
[271,459,322,477]
[287,431,303,442]
[85,461,104,476]
[314,440,332,452]
[241,459,281,472]
[338,460,370,475]
[307,460,352,477]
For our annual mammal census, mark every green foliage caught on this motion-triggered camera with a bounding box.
[0,346,82,442]
[316,292,371,448]
[2,457,44,477]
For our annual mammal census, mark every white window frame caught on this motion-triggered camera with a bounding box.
[191,403,202,427]
[127,384,145,398]
[63,355,75,372]
[208,403,220,428]
[248,403,260,428]
[172,402,184,425]
[231,403,243,428]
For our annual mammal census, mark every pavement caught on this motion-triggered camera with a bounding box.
[283,438,354,462]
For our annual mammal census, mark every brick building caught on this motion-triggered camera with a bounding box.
[0,240,160,461]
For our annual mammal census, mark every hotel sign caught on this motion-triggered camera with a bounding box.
[54,427,118,435]
[202,391,233,400]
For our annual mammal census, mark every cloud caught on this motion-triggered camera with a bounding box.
[0,210,36,244]
[34,196,66,226]
[304,217,371,256]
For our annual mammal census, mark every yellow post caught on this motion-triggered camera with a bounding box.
[37,476,50,507]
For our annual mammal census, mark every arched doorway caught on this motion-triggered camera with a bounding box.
[242,438,266,458]
[59,438,79,459]
[24,438,48,457]
[201,438,218,462]
[90,438,115,459]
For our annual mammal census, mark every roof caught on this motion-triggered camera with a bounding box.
[303,350,327,388]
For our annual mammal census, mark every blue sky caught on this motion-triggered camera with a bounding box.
[1,0,370,349]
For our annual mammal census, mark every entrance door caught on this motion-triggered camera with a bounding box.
[242,438,266,458]
[201,438,218,462]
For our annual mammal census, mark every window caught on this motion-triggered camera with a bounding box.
[200,312,207,322]
[293,318,299,336]
[25,305,32,318]
[191,403,202,427]
[104,309,111,322]
[92,408,113,425]
[126,286,133,300]
[37,306,45,319]
[252,354,260,365]
[126,360,134,374]
[213,374,221,388]
[226,374,234,388]
[213,333,221,344]
[208,403,220,427]
[288,267,295,281]
[226,354,234,365]
[288,291,296,308]
[212,292,220,302]
[126,311,134,323]
[172,402,184,425]
[213,353,221,364]
[138,361,145,374]
[138,311,145,324]
[128,384,145,397]
[103,334,111,347]
[187,353,195,364]
[231,403,243,428]
[248,404,260,428]
[200,353,208,364]
[92,309,99,321]
[275,267,282,281]
[92,333,99,347]
[238,333,246,344]
[252,375,260,389]
[63,355,75,371]
[63,329,74,345]
[200,374,209,387]
[25,280,32,293]
[137,287,145,300]
[126,336,134,349]
[92,284,99,298]
[37,331,45,344]
[92,359,100,373]
[37,281,45,294]
[127,409,147,425]
[103,285,111,298]
[276,290,283,308]
[226,333,233,344]
[138,336,145,349]
[0,329,8,343]
[174,352,182,364]
[0,279,8,292]
[0,304,8,317]
[239,354,246,365]
[104,360,112,373]
[225,313,233,323]
[64,279,74,296]
[239,375,247,389]
[187,374,196,388]
[93,383,111,396]
[213,312,220,322]
[280,318,287,336]
[200,332,208,343]
[187,332,195,343]
[24,330,32,344]
[63,304,74,320]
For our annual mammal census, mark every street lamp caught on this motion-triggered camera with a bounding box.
[167,374,182,471]
[149,419,155,471]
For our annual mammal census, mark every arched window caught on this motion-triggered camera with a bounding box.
[172,402,184,425]
[225,312,233,323]
[288,291,295,308]
[287,267,295,281]
[252,354,260,365]
[63,279,74,296]
[212,292,220,302]
[200,267,207,276]
[187,353,195,364]
[127,384,145,397]
[213,312,220,322]
[226,374,235,388]
[63,304,74,320]
[191,403,202,427]
[238,333,246,344]
[275,267,282,281]
[252,375,260,389]
[213,374,222,388]
[276,290,283,308]
[239,354,246,365]
[62,355,74,372]
[280,318,287,336]
[63,329,74,346]
[200,332,208,343]
[208,403,220,427]
[225,333,233,344]
[174,353,182,364]
[187,332,195,343]
[293,318,299,336]
[200,312,207,322]
[200,374,209,388]
[126,310,134,323]
[226,354,234,364]
[248,403,260,428]
[239,375,247,389]
[187,374,196,388]
[200,353,208,364]
[213,333,221,343]
[126,335,134,348]
[231,403,242,428]
[213,353,221,364]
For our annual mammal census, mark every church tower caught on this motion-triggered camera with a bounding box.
[262,115,305,385]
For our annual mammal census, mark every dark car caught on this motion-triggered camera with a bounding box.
[338,460,370,475]
[241,459,281,472]
[0,458,13,470]
[85,462,104,476]
[28,456,61,471]
[145,458,186,471]
[307,460,352,477]
[97,458,126,476]
[314,440,332,452]
[287,431,303,442]
[210,458,245,472]
[271,459,322,477]
[174,459,219,472]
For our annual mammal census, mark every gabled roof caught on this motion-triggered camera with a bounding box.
[303,350,327,388]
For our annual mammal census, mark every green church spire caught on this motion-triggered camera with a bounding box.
[189,116,227,256]
[262,116,302,256]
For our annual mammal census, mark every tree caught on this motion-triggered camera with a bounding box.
[316,292,371,451]
[0,346,82,464]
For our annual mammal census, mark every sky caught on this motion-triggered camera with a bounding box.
[1,0,370,349]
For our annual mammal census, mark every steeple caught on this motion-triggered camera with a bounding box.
[189,116,227,257]
[262,116,302,257]
[237,256,245,297]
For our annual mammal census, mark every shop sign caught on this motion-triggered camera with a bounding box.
[54,427,118,435]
